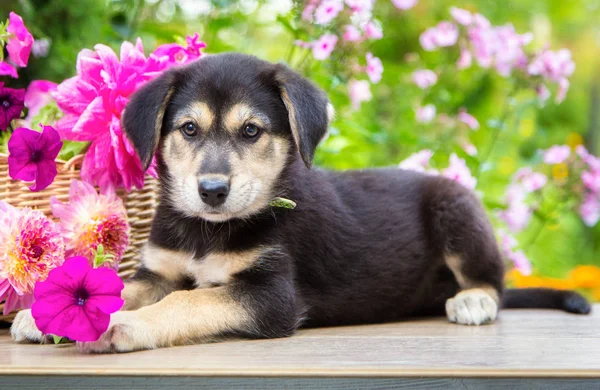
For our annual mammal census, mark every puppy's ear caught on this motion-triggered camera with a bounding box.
[122,71,176,170]
[275,64,334,168]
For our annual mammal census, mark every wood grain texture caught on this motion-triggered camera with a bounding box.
[0,306,599,378]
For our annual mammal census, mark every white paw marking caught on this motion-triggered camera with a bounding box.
[77,311,153,354]
[10,309,47,343]
[446,288,498,326]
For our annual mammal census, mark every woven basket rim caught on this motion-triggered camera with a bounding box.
[0,152,84,172]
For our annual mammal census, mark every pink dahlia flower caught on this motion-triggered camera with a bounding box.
[32,256,124,342]
[52,36,204,193]
[51,180,130,267]
[0,201,64,315]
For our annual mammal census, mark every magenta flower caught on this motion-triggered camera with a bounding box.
[348,79,372,110]
[6,12,34,68]
[0,82,25,130]
[392,0,418,10]
[32,256,124,342]
[52,37,199,192]
[51,180,130,267]
[543,145,571,164]
[415,104,436,124]
[0,201,64,315]
[458,109,480,130]
[412,69,437,89]
[152,33,206,66]
[442,153,477,190]
[365,52,383,83]
[314,0,344,25]
[312,34,338,60]
[22,80,58,128]
[0,62,18,79]
[8,125,62,191]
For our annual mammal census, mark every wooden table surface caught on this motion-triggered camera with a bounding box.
[1,306,599,388]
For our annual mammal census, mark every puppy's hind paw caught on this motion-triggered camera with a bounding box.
[446,288,498,326]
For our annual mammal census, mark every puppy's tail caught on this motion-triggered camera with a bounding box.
[502,288,591,314]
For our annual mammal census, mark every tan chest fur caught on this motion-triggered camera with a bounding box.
[141,244,269,288]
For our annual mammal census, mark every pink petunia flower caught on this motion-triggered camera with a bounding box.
[365,52,383,83]
[343,25,363,42]
[32,256,124,342]
[450,7,473,25]
[0,62,19,79]
[458,109,480,130]
[8,125,62,191]
[442,153,477,190]
[543,145,571,164]
[348,79,372,109]
[415,104,436,124]
[0,82,25,130]
[579,195,600,227]
[314,0,344,25]
[411,69,437,89]
[6,12,34,68]
[312,34,338,60]
[399,149,434,173]
[0,201,64,315]
[364,21,383,40]
[392,0,418,10]
[51,180,130,267]
[22,80,58,128]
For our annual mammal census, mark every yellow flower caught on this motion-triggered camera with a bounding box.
[566,132,584,149]
[552,163,569,181]
[569,265,600,289]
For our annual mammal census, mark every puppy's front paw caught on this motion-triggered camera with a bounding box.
[11,309,50,343]
[446,288,498,325]
[77,311,154,353]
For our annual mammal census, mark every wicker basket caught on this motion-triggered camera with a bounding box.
[0,153,158,322]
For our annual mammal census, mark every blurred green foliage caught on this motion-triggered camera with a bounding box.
[2,0,600,279]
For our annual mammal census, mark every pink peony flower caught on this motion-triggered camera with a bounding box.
[6,12,34,68]
[392,0,418,10]
[22,80,58,128]
[543,145,571,164]
[0,82,25,130]
[399,149,434,173]
[579,195,600,227]
[343,25,363,42]
[365,52,383,83]
[364,21,383,40]
[314,0,344,25]
[458,109,480,130]
[312,34,338,60]
[450,7,473,25]
[412,69,437,89]
[51,180,130,267]
[0,62,19,79]
[415,104,436,124]
[32,256,124,342]
[0,201,64,315]
[442,153,477,190]
[348,79,372,109]
[457,48,472,69]
[8,125,62,191]
[52,36,204,193]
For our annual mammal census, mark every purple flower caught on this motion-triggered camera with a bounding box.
[6,12,34,68]
[0,62,19,79]
[0,82,25,131]
[8,125,63,191]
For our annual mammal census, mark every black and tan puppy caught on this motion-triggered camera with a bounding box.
[11,53,590,352]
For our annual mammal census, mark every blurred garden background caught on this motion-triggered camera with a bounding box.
[2,0,600,299]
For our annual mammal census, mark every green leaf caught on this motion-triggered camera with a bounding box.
[270,197,297,209]
[93,244,115,268]
[53,335,63,344]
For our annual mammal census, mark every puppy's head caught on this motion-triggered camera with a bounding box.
[123,53,333,222]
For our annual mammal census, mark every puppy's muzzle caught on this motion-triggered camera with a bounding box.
[198,178,230,207]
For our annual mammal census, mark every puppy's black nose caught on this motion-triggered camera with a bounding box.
[198,179,229,207]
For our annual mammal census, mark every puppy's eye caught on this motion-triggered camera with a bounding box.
[243,124,261,138]
[181,122,197,137]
